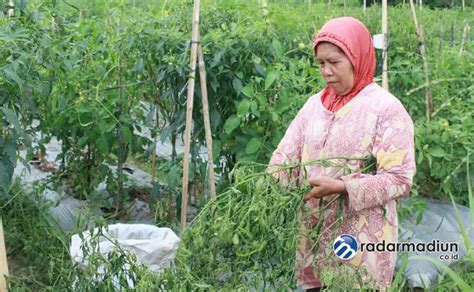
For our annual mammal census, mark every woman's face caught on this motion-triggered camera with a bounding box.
[315,42,354,96]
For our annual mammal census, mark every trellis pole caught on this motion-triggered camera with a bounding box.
[438,23,444,52]
[197,41,217,201]
[409,0,433,120]
[0,218,9,292]
[181,0,201,231]
[181,0,216,230]
[382,0,388,91]
[459,20,470,56]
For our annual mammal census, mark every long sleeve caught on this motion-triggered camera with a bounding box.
[267,105,307,185]
[341,101,416,212]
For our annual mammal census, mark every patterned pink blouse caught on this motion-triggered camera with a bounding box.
[269,83,416,290]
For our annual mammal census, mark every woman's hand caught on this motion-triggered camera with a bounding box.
[303,176,347,200]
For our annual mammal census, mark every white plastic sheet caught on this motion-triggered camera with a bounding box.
[398,198,473,288]
[70,224,180,288]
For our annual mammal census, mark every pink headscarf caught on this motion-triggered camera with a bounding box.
[313,17,376,112]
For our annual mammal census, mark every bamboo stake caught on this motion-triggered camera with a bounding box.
[438,23,444,53]
[116,52,124,216]
[462,0,465,11]
[382,0,389,91]
[450,21,454,47]
[459,20,470,57]
[181,0,201,230]
[409,0,433,120]
[0,218,9,292]
[197,44,217,199]
[363,0,366,13]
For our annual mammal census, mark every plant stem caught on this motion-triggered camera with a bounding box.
[116,52,124,215]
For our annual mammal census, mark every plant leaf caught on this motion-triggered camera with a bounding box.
[223,115,240,134]
[121,126,133,144]
[2,107,22,134]
[0,155,14,194]
[237,99,250,116]
[3,67,24,89]
[233,78,243,95]
[245,137,262,154]
[430,146,446,158]
[264,70,278,90]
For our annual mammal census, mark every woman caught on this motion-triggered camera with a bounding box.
[268,17,416,290]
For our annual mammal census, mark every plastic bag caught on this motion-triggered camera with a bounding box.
[70,223,180,288]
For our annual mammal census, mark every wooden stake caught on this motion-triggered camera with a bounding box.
[0,218,9,292]
[117,53,124,213]
[409,0,433,120]
[459,20,470,57]
[438,23,444,52]
[450,21,454,47]
[363,0,366,13]
[181,0,201,230]
[382,0,389,91]
[197,44,217,199]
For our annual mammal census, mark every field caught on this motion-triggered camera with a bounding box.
[0,0,473,290]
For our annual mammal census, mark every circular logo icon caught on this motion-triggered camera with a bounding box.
[333,234,358,260]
